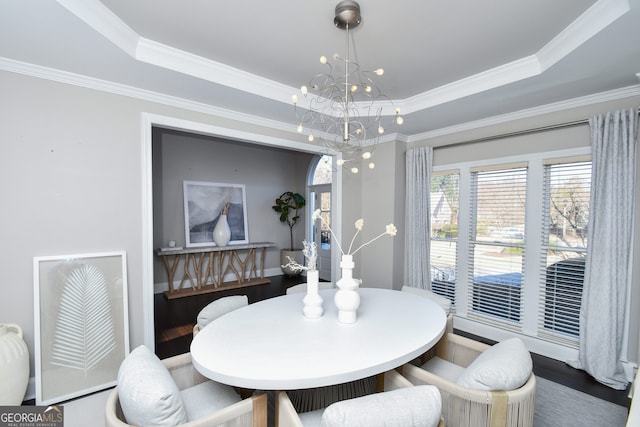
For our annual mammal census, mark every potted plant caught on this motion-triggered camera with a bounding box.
[272,191,306,276]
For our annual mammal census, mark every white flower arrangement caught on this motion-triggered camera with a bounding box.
[281,240,317,272]
[312,209,397,256]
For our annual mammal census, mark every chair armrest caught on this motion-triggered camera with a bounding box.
[184,392,268,427]
[106,388,268,427]
[403,363,536,427]
[105,388,129,427]
[402,362,496,404]
[383,369,413,391]
[163,352,208,390]
[436,333,490,367]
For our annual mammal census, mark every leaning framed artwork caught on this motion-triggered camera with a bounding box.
[33,251,129,405]
[183,180,249,247]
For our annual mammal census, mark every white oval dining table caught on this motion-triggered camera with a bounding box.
[190,287,447,390]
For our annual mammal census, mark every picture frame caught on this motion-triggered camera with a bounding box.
[33,251,129,405]
[183,180,249,247]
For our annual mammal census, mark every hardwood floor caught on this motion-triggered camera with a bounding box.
[154,275,631,409]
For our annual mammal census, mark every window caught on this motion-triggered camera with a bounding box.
[430,171,459,305]
[311,155,333,185]
[469,166,527,325]
[539,160,590,344]
[431,148,593,355]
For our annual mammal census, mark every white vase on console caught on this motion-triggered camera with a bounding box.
[213,214,231,246]
[303,270,324,318]
[334,255,360,323]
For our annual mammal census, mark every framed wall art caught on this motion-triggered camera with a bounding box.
[183,180,249,247]
[33,251,129,405]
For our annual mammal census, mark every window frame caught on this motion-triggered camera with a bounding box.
[431,146,591,361]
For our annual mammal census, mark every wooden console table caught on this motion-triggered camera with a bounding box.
[157,242,276,300]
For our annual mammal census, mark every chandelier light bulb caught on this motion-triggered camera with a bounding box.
[337,159,345,166]
[351,84,358,92]
[375,68,384,76]
[320,56,328,64]
[355,128,362,135]
[333,53,340,61]
[301,85,308,95]
[297,124,303,133]
[396,116,404,125]
[351,167,359,174]
[365,85,372,93]
[362,151,371,159]
[292,94,298,105]
[309,134,315,142]
[378,125,384,134]
[368,162,375,169]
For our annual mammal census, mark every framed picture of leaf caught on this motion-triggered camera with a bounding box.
[33,251,129,405]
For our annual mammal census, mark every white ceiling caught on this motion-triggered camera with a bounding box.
[1,0,640,142]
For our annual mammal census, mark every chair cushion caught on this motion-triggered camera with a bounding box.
[298,408,324,427]
[401,286,451,314]
[320,386,442,427]
[197,295,248,329]
[117,345,188,426]
[180,380,242,421]
[456,337,532,391]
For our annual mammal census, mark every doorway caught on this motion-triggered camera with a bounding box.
[142,114,342,350]
[308,155,333,281]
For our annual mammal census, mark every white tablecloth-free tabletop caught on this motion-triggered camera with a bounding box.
[190,288,447,390]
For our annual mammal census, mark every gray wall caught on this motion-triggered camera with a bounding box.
[0,70,319,386]
[1,67,638,392]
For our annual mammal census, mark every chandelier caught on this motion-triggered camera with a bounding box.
[292,0,403,174]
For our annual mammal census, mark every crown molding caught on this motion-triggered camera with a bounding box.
[56,0,631,116]
[3,56,637,149]
[135,37,295,104]
[0,57,297,135]
[400,55,541,115]
[408,84,640,142]
[56,0,138,57]
[401,0,631,115]
[537,0,630,70]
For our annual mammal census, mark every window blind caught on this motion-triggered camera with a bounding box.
[538,161,590,345]
[430,171,459,305]
[469,167,527,326]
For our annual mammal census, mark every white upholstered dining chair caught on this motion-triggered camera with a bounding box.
[105,345,267,427]
[401,334,536,427]
[277,370,445,427]
[192,294,249,336]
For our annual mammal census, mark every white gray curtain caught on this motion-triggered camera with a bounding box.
[571,108,638,390]
[405,146,433,289]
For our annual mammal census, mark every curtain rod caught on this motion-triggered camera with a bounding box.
[439,108,640,148]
